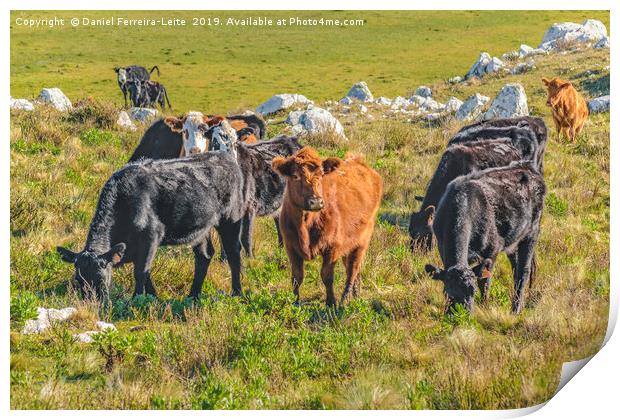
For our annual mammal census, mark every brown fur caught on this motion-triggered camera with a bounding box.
[542,77,589,142]
[272,147,383,305]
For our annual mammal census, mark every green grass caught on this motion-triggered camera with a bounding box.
[10,11,609,410]
[10,10,609,112]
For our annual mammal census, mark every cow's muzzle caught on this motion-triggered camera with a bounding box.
[189,147,202,155]
[305,197,324,211]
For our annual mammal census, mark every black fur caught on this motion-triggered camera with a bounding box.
[114,65,160,108]
[426,162,546,313]
[127,80,171,110]
[57,136,301,300]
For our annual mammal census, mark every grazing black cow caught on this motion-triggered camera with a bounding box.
[114,65,159,108]
[409,139,524,251]
[128,111,278,258]
[424,161,546,314]
[127,80,172,110]
[453,116,548,171]
[57,135,301,300]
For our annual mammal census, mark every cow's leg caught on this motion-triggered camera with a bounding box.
[217,220,243,296]
[274,215,284,247]
[288,251,304,303]
[240,213,254,258]
[476,276,491,303]
[553,118,561,141]
[218,228,228,262]
[512,238,537,313]
[320,255,337,307]
[132,233,160,298]
[569,125,576,142]
[341,247,364,303]
[188,237,215,298]
[123,88,128,108]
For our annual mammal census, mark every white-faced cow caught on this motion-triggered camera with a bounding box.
[114,65,159,108]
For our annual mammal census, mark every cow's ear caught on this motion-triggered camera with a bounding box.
[272,156,296,177]
[57,247,78,263]
[541,77,550,86]
[425,264,445,281]
[322,157,342,174]
[114,67,120,73]
[559,81,572,89]
[423,205,435,225]
[164,116,184,132]
[102,243,126,265]
[205,115,225,126]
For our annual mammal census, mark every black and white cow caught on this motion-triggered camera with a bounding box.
[57,136,302,300]
[127,80,172,110]
[114,65,159,108]
[425,161,546,314]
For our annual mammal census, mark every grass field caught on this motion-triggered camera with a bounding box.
[10,11,610,409]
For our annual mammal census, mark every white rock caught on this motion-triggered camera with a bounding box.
[455,93,490,122]
[539,19,607,50]
[415,86,432,98]
[512,59,536,75]
[21,307,77,335]
[375,96,392,106]
[465,52,505,79]
[256,93,313,115]
[594,36,610,49]
[425,113,442,122]
[36,88,72,111]
[96,321,117,331]
[10,97,35,111]
[448,76,463,84]
[588,95,610,113]
[444,97,464,113]
[340,96,353,105]
[420,98,445,113]
[129,107,159,123]
[391,96,412,110]
[74,331,98,343]
[286,105,345,137]
[408,95,426,107]
[502,51,520,61]
[358,104,368,113]
[344,81,374,102]
[117,111,137,131]
[483,83,529,120]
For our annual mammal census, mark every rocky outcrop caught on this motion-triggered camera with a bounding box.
[455,93,490,121]
[10,97,34,111]
[483,83,529,120]
[594,36,610,49]
[36,88,72,111]
[343,81,374,102]
[588,95,610,113]
[117,111,137,131]
[465,52,506,79]
[539,19,607,51]
[256,93,313,115]
[129,107,159,123]
[444,97,464,113]
[21,307,76,334]
[286,105,345,137]
[415,86,432,98]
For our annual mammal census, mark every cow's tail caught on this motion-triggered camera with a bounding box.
[149,65,160,77]
[163,87,172,111]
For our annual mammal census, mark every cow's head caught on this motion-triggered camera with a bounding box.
[114,67,128,84]
[164,112,224,155]
[542,77,572,107]
[57,244,126,301]
[409,199,434,252]
[272,147,342,212]
[425,263,476,313]
[209,120,239,157]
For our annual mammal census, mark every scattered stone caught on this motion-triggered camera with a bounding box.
[539,19,607,51]
[502,51,520,61]
[358,104,368,113]
[10,97,35,111]
[73,321,118,343]
[594,36,610,49]
[344,81,374,102]
[448,76,463,84]
[420,98,445,113]
[408,95,426,107]
[444,97,464,113]
[96,321,117,331]
[375,96,392,106]
[512,59,537,75]
[22,307,77,335]
[256,93,313,115]
[129,107,159,123]
[117,111,137,131]
[340,96,353,105]
[455,93,490,122]
[286,105,345,137]
[465,52,506,79]
[588,95,610,113]
[415,86,432,98]
[483,83,529,120]
[391,96,412,110]
[425,113,442,122]
[36,88,72,111]
[518,44,546,58]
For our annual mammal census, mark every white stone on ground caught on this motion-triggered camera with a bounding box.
[594,36,610,49]
[375,96,392,106]
[455,93,490,122]
[415,86,432,98]
[465,52,505,79]
[286,105,345,138]
[117,111,137,131]
[483,83,529,120]
[343,81,374,102]
[256,93,313,115]
[539,19,607,51]
[10,97,35,111]
[588,96,610,113]
[129,107,159,123]
[21,307,77,334]
[36,88,72,111]
[444,97,464,113]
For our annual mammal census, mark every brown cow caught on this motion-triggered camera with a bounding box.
[272,147,383,305]
[542,77,589,142]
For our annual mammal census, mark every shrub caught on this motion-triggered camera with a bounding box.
[67,97,117,129]
[10,291,39,325]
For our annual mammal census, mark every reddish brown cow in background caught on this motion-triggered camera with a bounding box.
[542,77,589,142]
[272,147,382,305]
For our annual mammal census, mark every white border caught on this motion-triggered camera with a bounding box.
[3,1,616,418]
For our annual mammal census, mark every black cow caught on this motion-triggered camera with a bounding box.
[409,139,524,251]
[127,80,172,110]
[57,136,302,300]
[114,65,159,108]
[424,161,546,314]
[453,116,548,171]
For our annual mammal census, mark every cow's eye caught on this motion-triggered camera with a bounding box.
[292,173,301,180]
[306,164,317,171]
